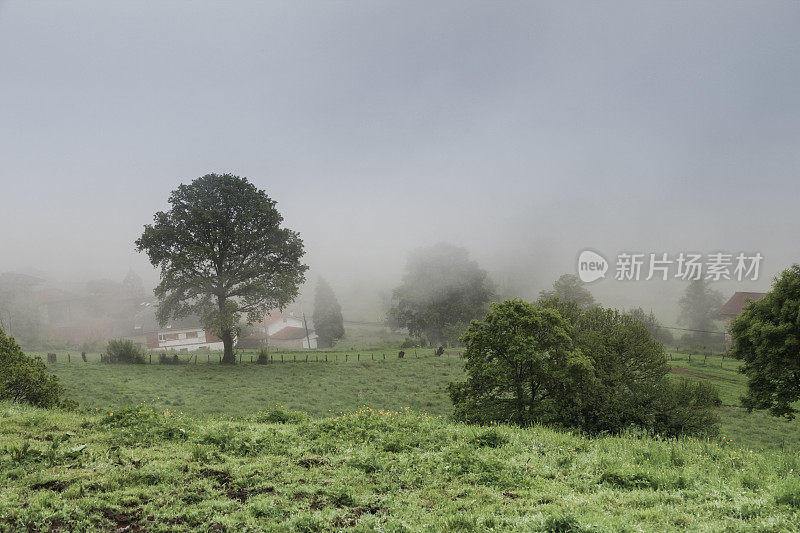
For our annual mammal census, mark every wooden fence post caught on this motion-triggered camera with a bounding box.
[150,353,152,364]
[67,353,70,363]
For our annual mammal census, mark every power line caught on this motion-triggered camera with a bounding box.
[657,325,726,336]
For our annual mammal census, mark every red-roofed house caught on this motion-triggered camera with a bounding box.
[720,291,767,347]
[239,312,317,349]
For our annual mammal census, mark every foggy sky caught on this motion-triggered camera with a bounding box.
[1,1,799,322]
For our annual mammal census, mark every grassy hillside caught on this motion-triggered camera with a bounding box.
[2,401,799,532]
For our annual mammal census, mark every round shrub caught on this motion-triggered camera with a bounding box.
[105,339,146,364]
[0,326,72,409]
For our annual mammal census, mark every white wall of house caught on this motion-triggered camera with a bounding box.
[302,334,318,349]
[156,328,224,352]
[266,316,304,335]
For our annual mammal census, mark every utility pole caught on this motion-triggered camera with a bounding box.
[302,313,312,350]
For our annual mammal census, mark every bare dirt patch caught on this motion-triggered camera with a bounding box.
[670,366,735,382]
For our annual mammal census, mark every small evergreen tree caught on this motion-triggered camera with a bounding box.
[312,278,344,348]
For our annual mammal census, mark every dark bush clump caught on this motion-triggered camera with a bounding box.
[256,348,270,364]
[653,379,721,437]
[159,353,186,365]
[0,326,73,409]
[104,339,146,364]
[400,337,426,349]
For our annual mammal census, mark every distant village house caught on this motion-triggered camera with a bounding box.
[720,291,766,347]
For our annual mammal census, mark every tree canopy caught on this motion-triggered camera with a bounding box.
[730,264,800,419]
[449,299,591,425]
[312,278,345,348]
[451,298,719,437]
[388,243,494,346]
[538,274,596,310]
[136,174,308,363]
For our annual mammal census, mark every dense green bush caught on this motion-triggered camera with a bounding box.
[449,299,720,438]
[159,352,186,365]
[256,347,270,364]
[652,379,721,437]
[0,326,72,409]
[104,339,146,364]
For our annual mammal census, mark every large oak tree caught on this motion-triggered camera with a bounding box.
[136,174,308,363]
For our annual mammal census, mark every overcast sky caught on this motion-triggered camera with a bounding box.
[1,1,799,320]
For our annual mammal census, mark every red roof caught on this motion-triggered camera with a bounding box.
[269,326,308,340]
[720,292,766,317]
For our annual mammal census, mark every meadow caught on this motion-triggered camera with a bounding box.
[3,346,800,530]
[34,347,800,455]
[2,401,800,532]
[31,348,464,419]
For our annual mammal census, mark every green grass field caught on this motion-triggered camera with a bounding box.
[35,348,800,454]
[2,401,799,532]
[6,346,800,530]
[32,348,463,419]
[667,352,800,454]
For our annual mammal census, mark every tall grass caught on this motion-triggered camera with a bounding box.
[1,401,799,531]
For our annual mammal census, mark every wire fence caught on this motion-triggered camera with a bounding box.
[34,348,464,365]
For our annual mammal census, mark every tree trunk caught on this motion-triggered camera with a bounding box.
[221,329,236,364]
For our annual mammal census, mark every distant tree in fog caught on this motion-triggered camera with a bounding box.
[313,278,345,348]
[0,273,43,349]
[136,174,308,364]
[677,279,724,347]
[538,274,596,310]
[628,307,674,346]
[388,243,494,346]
